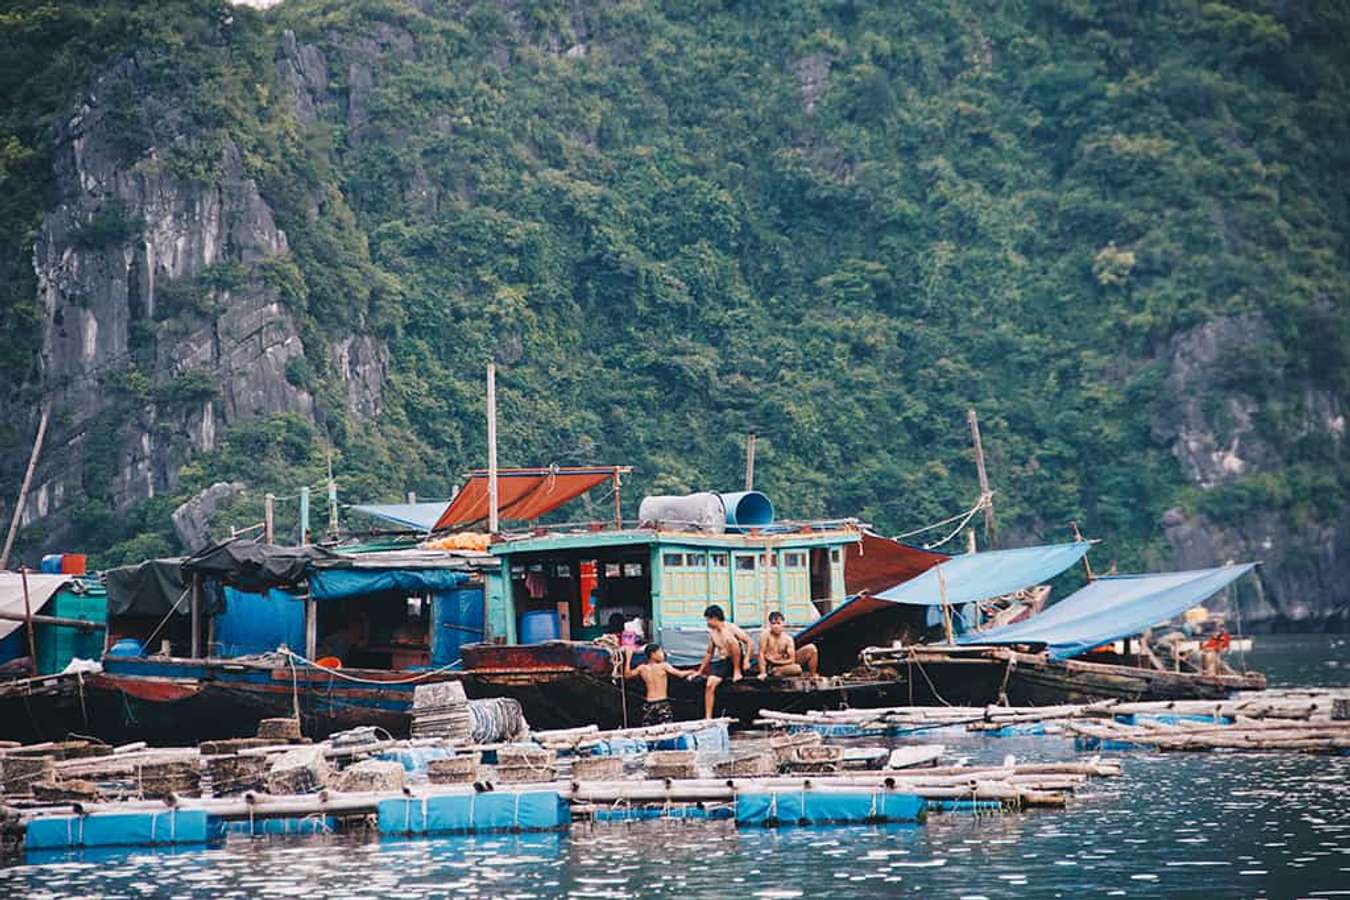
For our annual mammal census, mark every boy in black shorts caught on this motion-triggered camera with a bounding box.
[624,642,695,726]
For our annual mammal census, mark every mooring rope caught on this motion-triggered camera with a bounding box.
[893,493,991,549]
[279,648,462,685]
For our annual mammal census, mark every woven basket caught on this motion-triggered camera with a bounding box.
[570,756,624,781]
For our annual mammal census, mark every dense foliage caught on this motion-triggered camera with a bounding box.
[1,0,1347,573]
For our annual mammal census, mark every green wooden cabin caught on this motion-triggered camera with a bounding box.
[484,528,858,661]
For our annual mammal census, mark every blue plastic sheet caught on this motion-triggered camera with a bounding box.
[216,587,305,657]
[377,791,570,835]
[959,564,1256,659]
[309,567,470,600]
[432,584,484,666]
[26,810,209,849]
[873,542,1092,607]
[378,746,457,775]
[736,791,924,826]
[348,503,449,531]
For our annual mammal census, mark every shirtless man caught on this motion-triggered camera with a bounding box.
[758,610,819,679]
[694,604,754,719]
[623,642,694,726]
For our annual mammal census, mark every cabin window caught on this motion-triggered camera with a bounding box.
[784,552,805,568]
[830,549,841,563]
[686,553,706,567]
[605,563,622,578]
[710,553,729,568]
[736,556,756,571]
[553,563,573,579]
[511,564,525,578]
[623,562,644,578]
[663,553,684,568]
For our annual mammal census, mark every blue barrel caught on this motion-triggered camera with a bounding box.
[39,554,64,574]
[107,638,145,658]
[518,610,560,644]
[719,491,774,531]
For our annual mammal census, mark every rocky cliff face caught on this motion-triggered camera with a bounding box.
[1155,314,1349,630]
[7,43,381,549]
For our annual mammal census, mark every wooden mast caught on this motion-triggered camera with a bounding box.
[744,431,756,491]
[1,399,51,570]
[966,408,997,548]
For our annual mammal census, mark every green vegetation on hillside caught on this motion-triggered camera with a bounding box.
[1,0,1348,573]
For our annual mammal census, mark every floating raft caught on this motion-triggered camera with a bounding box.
[754,690,1350,747]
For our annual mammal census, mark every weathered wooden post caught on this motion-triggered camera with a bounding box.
[744,431,757,491]
[966,408,997,548]
[19,566,38,672]
[1,400,51,571]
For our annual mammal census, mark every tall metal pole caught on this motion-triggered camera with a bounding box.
[966,408,997,548]
[2,400,51,570]
[486,363,499,534]
[612,467,622,529]
[298,486,310,546]
[264,493,275,544]
[744,431,757,491]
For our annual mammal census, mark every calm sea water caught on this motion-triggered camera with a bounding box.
[4,634,1347,898]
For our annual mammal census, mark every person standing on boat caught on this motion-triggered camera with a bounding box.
[694,604,753,719]
[623,642,695,726]
[758,611,819,679]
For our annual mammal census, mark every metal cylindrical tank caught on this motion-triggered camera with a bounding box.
[718,491,774,531]
[637,492,727,532]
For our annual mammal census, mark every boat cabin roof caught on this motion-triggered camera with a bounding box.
[490,525,860,559]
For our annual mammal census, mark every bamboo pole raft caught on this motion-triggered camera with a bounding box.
[753,690,1350,751]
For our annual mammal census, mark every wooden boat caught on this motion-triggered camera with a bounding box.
[455,508,944,727]
[862,644,1266,707]
[460,640,908,730]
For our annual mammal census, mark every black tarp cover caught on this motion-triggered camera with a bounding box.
[181,539,338,592]
[104,558,207,617]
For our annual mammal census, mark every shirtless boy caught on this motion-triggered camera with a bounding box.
[623,642,694,726]
[758,610,819,679]
[694,604,754,719]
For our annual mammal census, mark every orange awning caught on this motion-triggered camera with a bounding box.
[432,466,629,531]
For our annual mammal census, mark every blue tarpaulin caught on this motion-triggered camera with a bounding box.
[872,542,1092,607]
[216,587,305,657]
[957,563,1256,659]
[432,584,484,666]
[309,567,471,600]
[348,503,449,532]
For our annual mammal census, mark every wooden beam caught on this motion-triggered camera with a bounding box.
[744,431,757,491]
[612,467,622,529]
[0,611,104,631]
[19,567,38,671]
[1,400,51,570]
[190,573,202,659]
[304,593,318,659]
[264,493,275,544]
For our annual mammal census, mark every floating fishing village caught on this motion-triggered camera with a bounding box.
[4,1,1350,895]
[0,364,1345,871]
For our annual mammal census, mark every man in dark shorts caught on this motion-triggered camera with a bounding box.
[693,604,755,719]
[624,642,695,726]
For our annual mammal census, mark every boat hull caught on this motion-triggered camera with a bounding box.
[460,641,911,729]
[0,657,463,745]
[894,646,1266,706]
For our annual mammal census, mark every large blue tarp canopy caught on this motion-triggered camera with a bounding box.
[872,542,1092,607]
[309,567,471,600]
[957,563,1256,659]
[348,502,449,532]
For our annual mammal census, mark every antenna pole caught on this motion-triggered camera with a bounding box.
[487,363,499,534]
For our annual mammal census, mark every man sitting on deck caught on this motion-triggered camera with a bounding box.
[758,611,819,679]
[694,604,754,719]
[623,642,695,726]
